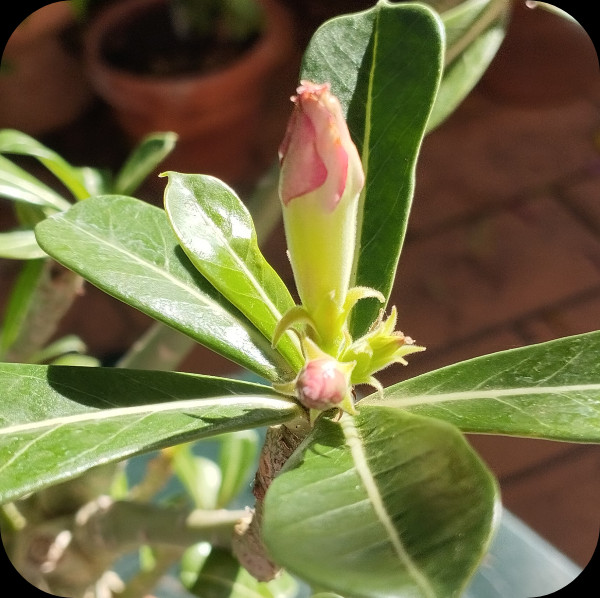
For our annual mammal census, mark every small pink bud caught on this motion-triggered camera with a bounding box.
[296,358,348,411]
[278,81,364,212]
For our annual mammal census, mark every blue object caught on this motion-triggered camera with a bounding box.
[464,509,582,598]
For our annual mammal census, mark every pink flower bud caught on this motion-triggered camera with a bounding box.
[278,81,364,212]
[296,358,348,411]
[277,82,365,347]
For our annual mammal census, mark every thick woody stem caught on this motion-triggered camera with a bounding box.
[11,497,245,597]
[232,424,304,581]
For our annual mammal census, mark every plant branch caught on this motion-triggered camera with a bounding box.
[76,498,245,554]
[115,321,196,371]
[4,260,84,363]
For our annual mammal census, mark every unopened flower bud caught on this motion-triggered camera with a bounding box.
[296,358,349,411]
[279,81,365,347]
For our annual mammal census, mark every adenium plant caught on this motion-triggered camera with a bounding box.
[1,2,598,598]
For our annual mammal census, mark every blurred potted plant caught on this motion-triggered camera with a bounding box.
[0,2,94,135]
[81,0,300,189]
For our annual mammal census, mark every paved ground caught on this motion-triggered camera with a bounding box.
[1,0,598,573]
[394,7,600,569]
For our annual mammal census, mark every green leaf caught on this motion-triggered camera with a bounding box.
[0,363,301,504]
[0,154,71,211]
[186,546,299,598]
[216,430,260,507]
[363,331,600,441]
[301,2,444,336]
[0,128,90,200]
[164,172,303,371]
[28,334,88,365]
[114,132,177,196]
[172,447,222,510]
[35,195,295,382]
[0,229,46,259]
[263,407,498,598]
[427,0,510,131]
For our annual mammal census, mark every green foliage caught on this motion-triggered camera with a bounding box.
[0,129,176,259]
[263,408,499,597]
[0,2,596,598]
[164,172,303,372]
[182,545,298,597]
[301,2,444,336]
[365,330,600,441]
[0,363,299,503]
[34,194,294,381]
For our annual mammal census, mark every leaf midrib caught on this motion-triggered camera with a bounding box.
[340,413,436,598]
[349,6,379,290]
[172,191,301,357]
[0,394,298,436]
[49,214,251,326]
[365,383,600,408]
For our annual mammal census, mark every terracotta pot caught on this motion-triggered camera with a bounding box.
[0,2,94,135]
[83,0,300,188]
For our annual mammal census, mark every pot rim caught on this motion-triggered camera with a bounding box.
[83,0,296,91]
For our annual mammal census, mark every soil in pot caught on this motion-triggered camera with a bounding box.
[99,1,260,77]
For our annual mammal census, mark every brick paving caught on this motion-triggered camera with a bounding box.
[388,9,600,567]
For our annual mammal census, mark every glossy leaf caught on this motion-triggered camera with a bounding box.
[114,132,177,195]
[0,128,90,200]
[0,154,71,210]
[301,2,444,337]
[0,363,301,503]
[164,172,303,371]
[263,407,499,598]
[0,229,45,259]
[35,195,295,382]
[363,331,600,441]
[427,0,510,131]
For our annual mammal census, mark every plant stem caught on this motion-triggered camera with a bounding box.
[11,497,246,597]
[4,260,83,363]
[76,498,245,554]
[115,321,197,371]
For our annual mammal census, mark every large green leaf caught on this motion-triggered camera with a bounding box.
[427,0,510,131]
[164,172,303,372]
[363,331,600,441]
[263,407,498,598]
[35,195,295,382]
[301,2,444,336]
[0,363,300,504]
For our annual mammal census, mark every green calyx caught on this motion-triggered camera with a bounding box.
[272,288,425,422]
[341,306,426,386]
